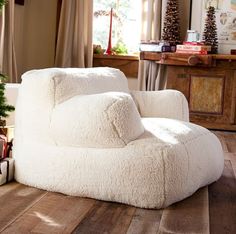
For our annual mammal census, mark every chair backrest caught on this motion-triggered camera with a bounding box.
[15,67,130,144]
[22,67,129,104]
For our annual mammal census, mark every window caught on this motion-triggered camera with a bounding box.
[93,0,141,55]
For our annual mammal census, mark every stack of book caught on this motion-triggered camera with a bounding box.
[139,41,176,53]
[176,42,211,54]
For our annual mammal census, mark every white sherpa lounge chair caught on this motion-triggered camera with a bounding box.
[13,67,224,209]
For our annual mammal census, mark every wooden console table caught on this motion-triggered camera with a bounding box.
[93,54,139,78]
[140,52,236,131]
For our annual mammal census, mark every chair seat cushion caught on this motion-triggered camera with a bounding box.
[14,117,224,208]
[138,118,224,207]
[50,92,144,148]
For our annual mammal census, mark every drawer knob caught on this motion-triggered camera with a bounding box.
[188,56,200,66]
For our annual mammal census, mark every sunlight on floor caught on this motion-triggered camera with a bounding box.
[16,187,37,197]
[34,212,62,227]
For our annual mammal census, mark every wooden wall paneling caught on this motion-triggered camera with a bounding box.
[167,66,230,123]
[183,67,234,126]
[189,75,224,114]
[166,67,191,100]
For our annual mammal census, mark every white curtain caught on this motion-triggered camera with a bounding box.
[138,0,191,91]
[0,0,18,82]
[55,0,93,68]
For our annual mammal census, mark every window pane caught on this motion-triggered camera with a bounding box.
[93,0,141,54]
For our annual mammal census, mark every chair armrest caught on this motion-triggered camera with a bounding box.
[131,90,189,122]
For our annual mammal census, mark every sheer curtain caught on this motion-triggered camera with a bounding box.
[0,0,18,82]
[55,0,93,68]
[138,0,191,91]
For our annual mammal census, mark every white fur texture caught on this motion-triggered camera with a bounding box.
[51,92,144,147]
[13,67,224,209]
[131,90,189,122]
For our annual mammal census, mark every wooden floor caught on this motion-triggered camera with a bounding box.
[0,131,235,234]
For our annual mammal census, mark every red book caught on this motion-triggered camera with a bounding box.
[183,41,205,46]
[175,50,208,55]
[177,45,211,52]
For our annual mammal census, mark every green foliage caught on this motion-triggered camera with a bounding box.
[0,0,7,11]
[112,41,128,54]
[0,74,15,120]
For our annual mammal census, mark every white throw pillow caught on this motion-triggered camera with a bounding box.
[50,92,144,148]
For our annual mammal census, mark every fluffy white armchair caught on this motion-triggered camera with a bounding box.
[12,67,224,209]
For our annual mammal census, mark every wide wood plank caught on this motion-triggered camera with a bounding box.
[158,187,209,234]
[224,153,236,176]
[127,208,162,234]
[73,201,136,234]
[209,160,236,234]
[0,183,46,232]
[2,193,95,234]
[224,134,236,153]
[0,181,20,196]
[212,131,229,153]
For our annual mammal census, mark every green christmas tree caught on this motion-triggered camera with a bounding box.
[202,6,218,54]
[162,0,181,45]
[0,1,14,127]
[0,75,15,127]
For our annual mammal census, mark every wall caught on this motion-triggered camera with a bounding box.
[14,0,58,80]
[161,0,191,42]
[191,0,235,54]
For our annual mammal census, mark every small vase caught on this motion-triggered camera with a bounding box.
[105,8,113,55]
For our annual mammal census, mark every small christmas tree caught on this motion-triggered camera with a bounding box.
[202,6,218,54]
[162,0,181,45]
[0,74,15,127]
